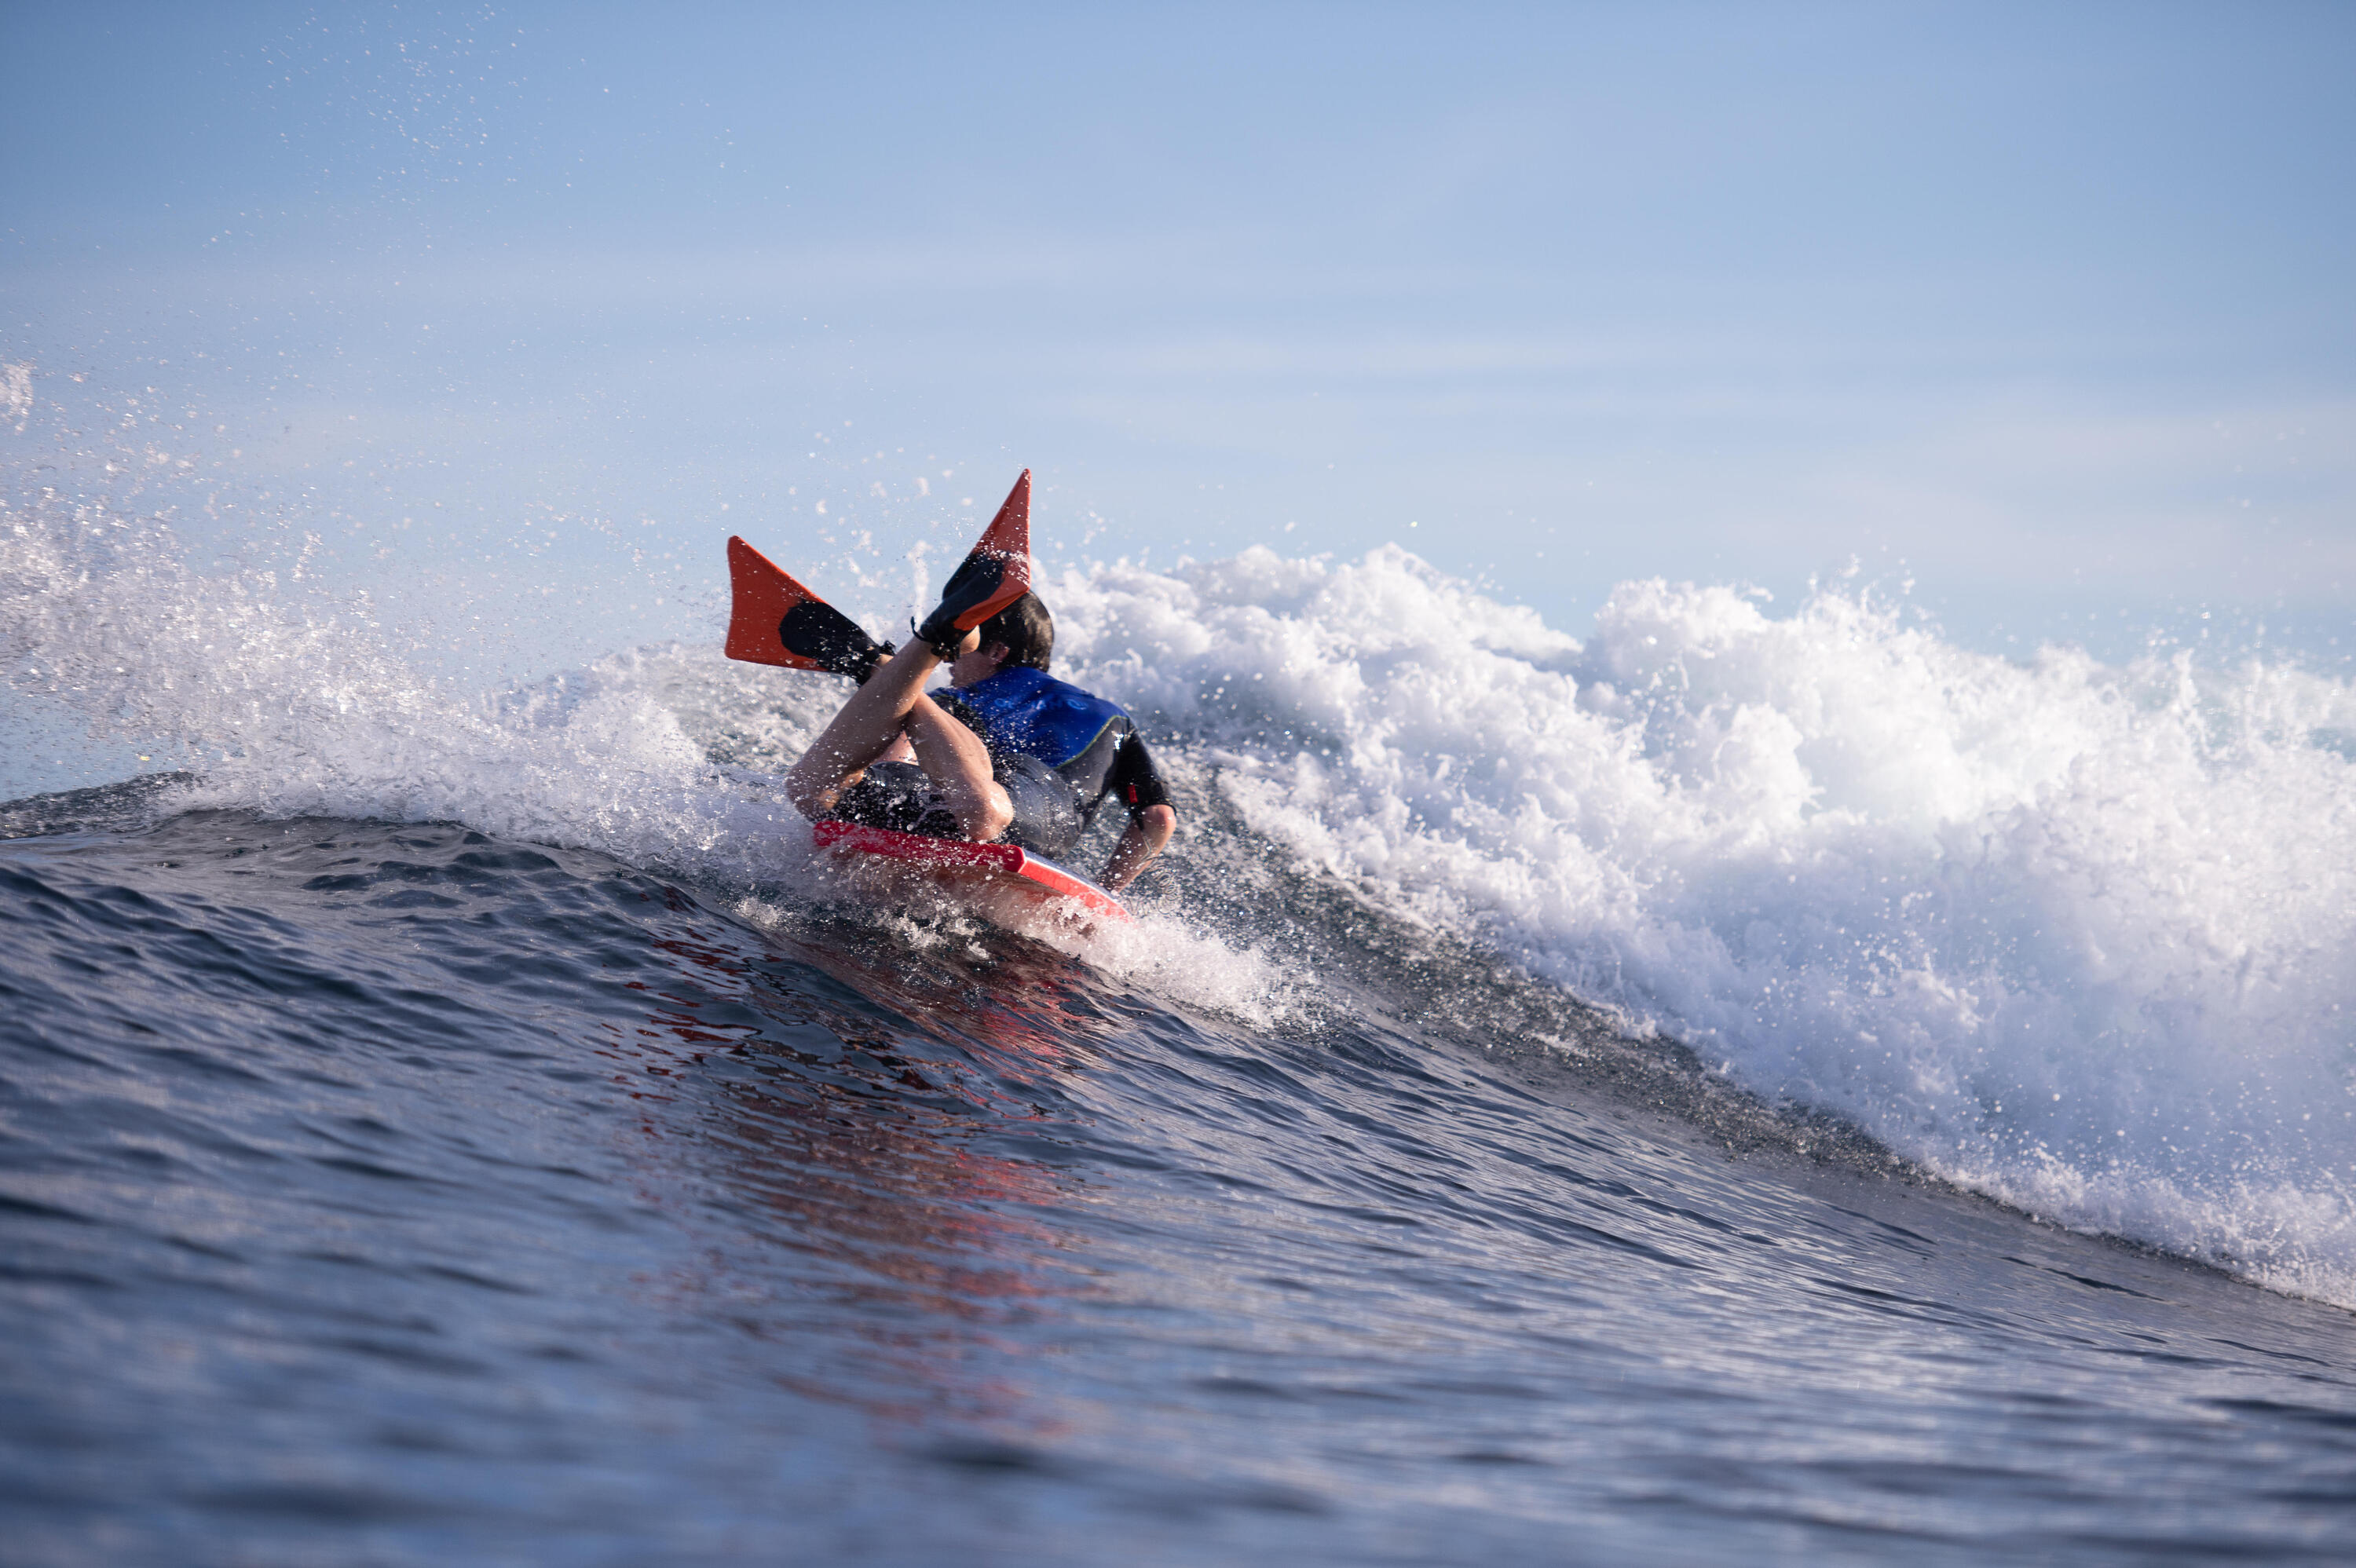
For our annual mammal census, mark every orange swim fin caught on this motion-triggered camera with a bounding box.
[724,535,896,681]
[962,468,1035,623]
[724,535,829,669]
[915,470,1036,654]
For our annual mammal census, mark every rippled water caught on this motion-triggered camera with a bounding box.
[5,787,2352,1565]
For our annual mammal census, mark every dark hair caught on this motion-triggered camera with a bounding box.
[979,591,1053,672]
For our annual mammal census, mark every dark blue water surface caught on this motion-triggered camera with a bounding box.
[4,788,2353,1566]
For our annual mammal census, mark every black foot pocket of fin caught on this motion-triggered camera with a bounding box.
[780,601,894,682]
[916,555,1010,658]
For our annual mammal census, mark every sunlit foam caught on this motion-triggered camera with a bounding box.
[1042,544,2356,1307]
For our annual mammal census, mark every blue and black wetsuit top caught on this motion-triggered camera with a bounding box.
[828,666,1171,861]
[942,666,1170,859]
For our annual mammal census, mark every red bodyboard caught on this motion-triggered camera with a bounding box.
[724,535,836,670]
[813,819,1134,928]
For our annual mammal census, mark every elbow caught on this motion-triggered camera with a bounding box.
[782,761,832,821]
[964,786,1015,844]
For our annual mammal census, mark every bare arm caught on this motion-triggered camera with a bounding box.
[783,633,1012,844]
[1100,804,1176,892]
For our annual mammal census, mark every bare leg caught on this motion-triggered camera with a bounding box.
[904,693,1012,842]
[784,638,1012,842]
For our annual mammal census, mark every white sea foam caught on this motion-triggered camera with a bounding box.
[1,499,807,881]
[1043,545,2356,1306]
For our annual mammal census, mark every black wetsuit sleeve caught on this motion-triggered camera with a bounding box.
[1107,732,1171,819]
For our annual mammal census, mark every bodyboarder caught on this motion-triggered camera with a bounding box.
[772,484,1176,894]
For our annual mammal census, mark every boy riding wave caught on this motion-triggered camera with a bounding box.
[766,475,1176,894]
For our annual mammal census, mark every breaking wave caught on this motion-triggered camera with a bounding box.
[8,492,2355,1304]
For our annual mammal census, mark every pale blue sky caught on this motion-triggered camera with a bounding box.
[5,1,2353,674]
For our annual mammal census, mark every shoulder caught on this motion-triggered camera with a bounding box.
[1055,671,1127,715]
[979,667,1129,721]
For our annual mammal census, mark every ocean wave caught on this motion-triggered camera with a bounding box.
[9,492,2354,1304]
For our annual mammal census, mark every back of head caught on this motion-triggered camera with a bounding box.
[980,591,1054,673]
